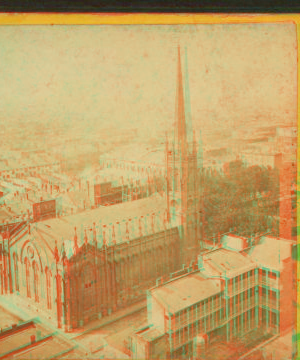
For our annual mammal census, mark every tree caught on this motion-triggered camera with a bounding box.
[201,160,279,239]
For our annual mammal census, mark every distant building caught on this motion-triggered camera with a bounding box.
[78,166,164,209]
[0,152,60,180]
[94,181,127,206]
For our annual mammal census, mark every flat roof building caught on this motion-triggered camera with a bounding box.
[131,236,296,360]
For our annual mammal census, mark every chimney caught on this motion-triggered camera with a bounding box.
[151,213,155,232]
[30,334,36,344]
[84,229,88,245]
[139,216,143,237]
[198,255,204,271]
[112,224,116,245]
[125,221,129,241]
[101,225,106,246]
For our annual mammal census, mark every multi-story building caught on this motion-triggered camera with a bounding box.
[247,235,296,334]
[130,235,295,360]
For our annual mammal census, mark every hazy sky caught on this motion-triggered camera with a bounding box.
[0,24,297,138]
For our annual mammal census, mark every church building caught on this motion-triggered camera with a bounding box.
[0,47,203,331]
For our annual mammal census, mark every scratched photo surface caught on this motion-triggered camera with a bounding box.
[0,24,297,360]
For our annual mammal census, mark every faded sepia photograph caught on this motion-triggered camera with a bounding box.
[0,23,297,360]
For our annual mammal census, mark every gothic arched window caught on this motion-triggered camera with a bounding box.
[13,253,19,292]
[24,257,31,298]
[45,267,52,310]
[33,261,39,302]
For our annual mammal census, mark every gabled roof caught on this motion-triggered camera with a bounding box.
[26,193,170,257]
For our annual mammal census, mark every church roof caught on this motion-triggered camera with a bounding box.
[30,192,172,256]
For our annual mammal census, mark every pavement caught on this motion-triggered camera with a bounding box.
[0,294,146,339]
[76,306,148,359]
[203,329,274,360]
[0,294,147,359]
[239,328,295,360]
[70,300,147,339]
[259,329,294,360]
[0,304,22,329]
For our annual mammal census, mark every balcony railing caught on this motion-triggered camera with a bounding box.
[171,318,227,350]
[170,301,223,331]
[259,278,279,289]
[260,296,278,309]
[227,279,258,296]
[228,299,257,319]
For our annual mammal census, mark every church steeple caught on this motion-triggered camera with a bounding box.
[175,46,193,158]
[166,45,202,264]
[175,46,187,159]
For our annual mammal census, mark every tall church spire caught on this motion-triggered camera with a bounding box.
[167,45,202,264]
[175,46,193,157]
[176,46,187,159]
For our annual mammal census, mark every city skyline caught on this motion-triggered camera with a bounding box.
[0,24,297,143]
[0,22,297,360]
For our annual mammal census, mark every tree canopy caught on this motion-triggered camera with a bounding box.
[201,161,279,239]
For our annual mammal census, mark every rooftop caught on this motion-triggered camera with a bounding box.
[248,236,293,271]
[80,166,151,184]
[0,322,49,356]
[12,336,72,360]
[151,272,221,314]
[102,144,165,167]
[0,319,86,360]
[28,192,170,255]
[136,326,165,342]
[202,248,256,278]
[222,234,248,252]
